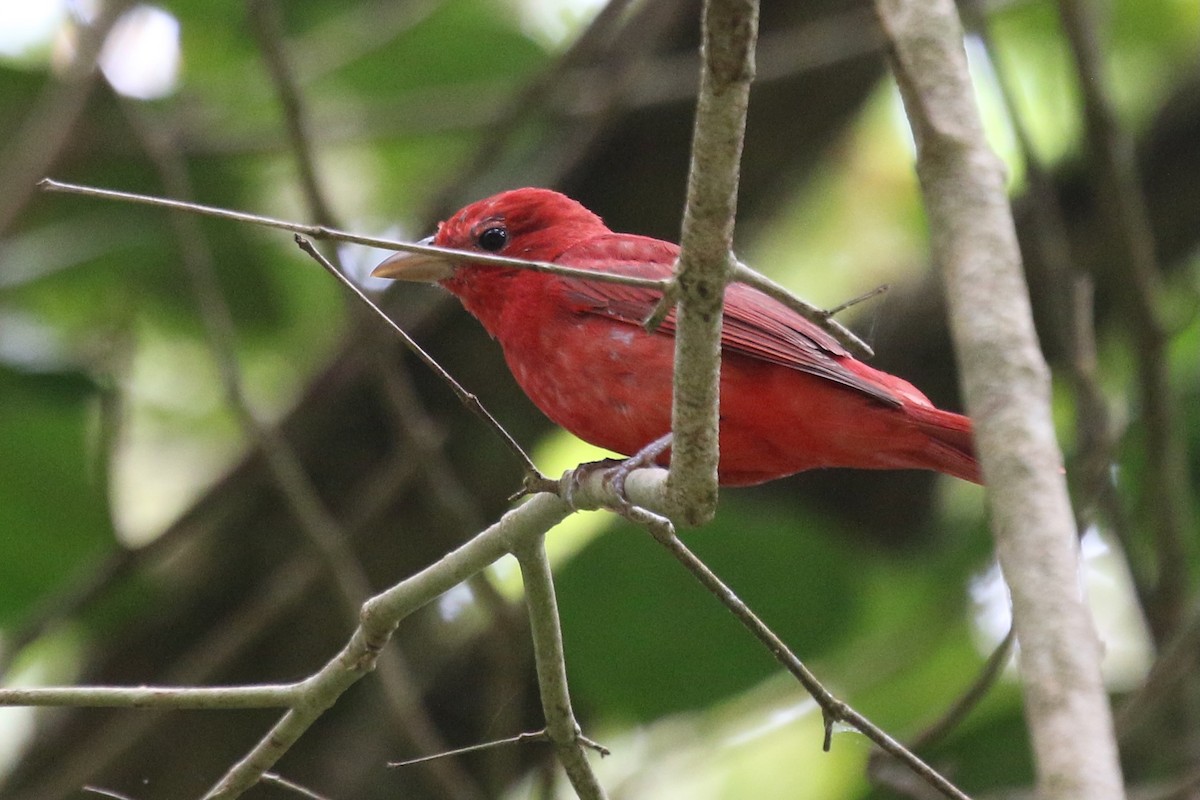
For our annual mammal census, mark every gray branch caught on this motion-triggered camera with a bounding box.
[666,0,760,526]
[874,0,1126,798]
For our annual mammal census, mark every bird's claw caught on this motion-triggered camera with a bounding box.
[566,434,672,513]
[560,457,624,510]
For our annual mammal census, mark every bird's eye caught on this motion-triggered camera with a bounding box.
[477,226,508,252]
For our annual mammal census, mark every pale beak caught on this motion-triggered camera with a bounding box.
[371,236,454,283]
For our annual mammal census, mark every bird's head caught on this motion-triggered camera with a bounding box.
[371,188,606,291]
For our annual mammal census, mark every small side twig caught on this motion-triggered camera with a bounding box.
[389,730,552,768]
[261,772,335,800]
[733,262,876,358]
[294,236,544,484]
[82,787,139,800]
[825,283,890,317]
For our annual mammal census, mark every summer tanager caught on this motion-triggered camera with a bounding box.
[372,188,979,486]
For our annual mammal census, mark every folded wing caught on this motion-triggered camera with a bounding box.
[555,233,901,409]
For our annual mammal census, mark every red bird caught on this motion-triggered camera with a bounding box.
[373,188,979,486]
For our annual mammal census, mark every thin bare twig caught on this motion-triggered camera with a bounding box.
[38,178,667,288]
[82,787,139,800]
[388,730,552,768]
[825,283,890,318]
[261,772,335,800]
[5,457,968,800]
[294,236,544,483]
[37,179,880,356]
[560,467,971,800]
[733,261,876,357]
[642,520,969,800]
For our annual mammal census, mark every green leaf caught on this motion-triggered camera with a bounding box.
[0,365,115,625]
[555,497,866,722]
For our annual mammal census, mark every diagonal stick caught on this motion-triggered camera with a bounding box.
[292,235,545,483]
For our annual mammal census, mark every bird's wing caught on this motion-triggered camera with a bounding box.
[556,234,901,408]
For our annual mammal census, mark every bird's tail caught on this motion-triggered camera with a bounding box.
[907,404,982,484]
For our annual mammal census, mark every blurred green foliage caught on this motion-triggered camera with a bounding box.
[0,0,1197,797]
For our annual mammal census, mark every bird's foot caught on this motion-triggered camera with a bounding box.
[564,434,672,512]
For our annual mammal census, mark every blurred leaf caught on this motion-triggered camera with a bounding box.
[320,0,545,95]
[0,365,114,625]
[556,497,867,722]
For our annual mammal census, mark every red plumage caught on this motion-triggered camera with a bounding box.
[373,188,980,486]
